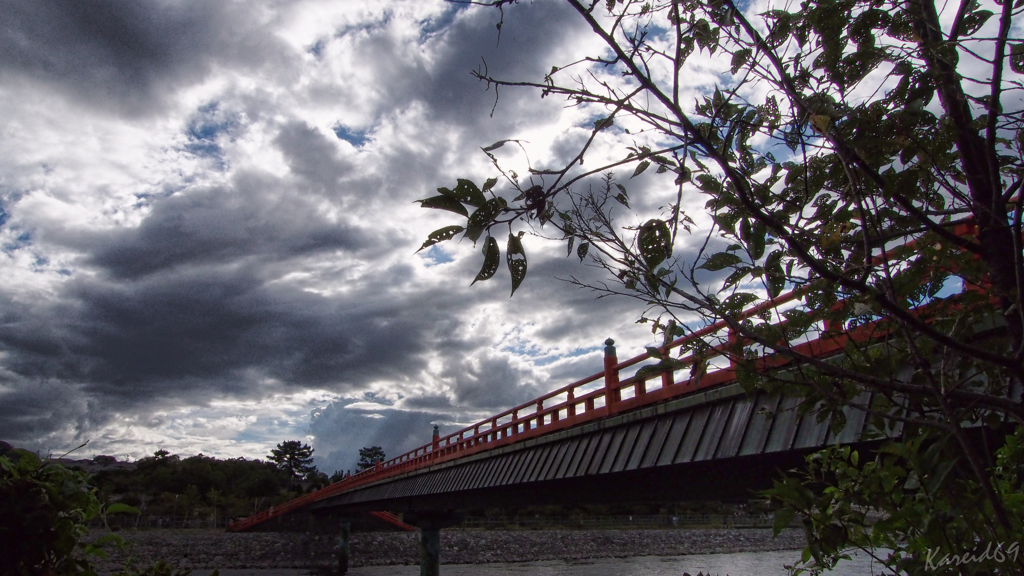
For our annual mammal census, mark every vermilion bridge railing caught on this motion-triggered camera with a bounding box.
[228,222,985,532]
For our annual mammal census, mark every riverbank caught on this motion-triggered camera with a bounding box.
[89,527,806,572]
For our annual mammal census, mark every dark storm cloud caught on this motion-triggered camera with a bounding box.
[314,1,586,127]
[417,2,588,121]
[443,352,544,411]
[0,0,286,114]
[0,379,99,442]
[88,172,369,279]
[56,264,456,395]
[275,122,356,192]
[310,399,453,474]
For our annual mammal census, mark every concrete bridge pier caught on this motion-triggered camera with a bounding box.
[404,511,463,576]
[336,517,352,574]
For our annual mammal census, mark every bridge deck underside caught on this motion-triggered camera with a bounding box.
[311,383,888,513]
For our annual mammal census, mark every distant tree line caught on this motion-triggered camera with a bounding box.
[82,441,387,525]
[88,449,299,524]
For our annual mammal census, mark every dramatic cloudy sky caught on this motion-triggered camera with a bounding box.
[0,0,711,473]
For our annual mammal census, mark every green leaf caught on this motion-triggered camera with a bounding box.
[417,225,465,253]
[1011,44,1024,75]
[506,232,527,297]
[699,252,743,271]
[482,140,509,152]
[750,223,766,260]
[631,160,651,178]
[723,266,752,288]
[773,508,796,535]
[809,114,831,134]
[417,195,468,217]
[646,346,664,359]
[960,9,994,35]
[472,236,500,285]
[566,236,575,257]
[725,292,759,311]
[105,503,140,515]
[731,48,752,74]
[638,219,673,269]
[766,250,785,297]
[635,357,687,380]
[615,183,629,207]
[577,241,590,262]
[465,197,508,243]
[453,179,487,207]
[595,117,614,130]
[482,177,499,192]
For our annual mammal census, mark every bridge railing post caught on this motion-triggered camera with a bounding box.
[567,389,576,417]
[603,338,619,415]
[431,424,439,458]
[727,328,738,369]
[661,320,676,390]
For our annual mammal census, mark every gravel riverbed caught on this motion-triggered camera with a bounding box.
[89,527,806,572]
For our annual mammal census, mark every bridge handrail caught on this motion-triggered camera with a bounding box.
[229,220,987,532]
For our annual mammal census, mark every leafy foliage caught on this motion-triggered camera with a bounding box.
[1,446,105,575]
[420,0,1024,572]
[770,427,1024,575]
[0,443,147,576]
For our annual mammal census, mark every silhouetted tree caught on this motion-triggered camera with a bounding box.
[356,446,385,471]
[267,440,318,480]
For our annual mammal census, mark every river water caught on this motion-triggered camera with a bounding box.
[344,548,890,575]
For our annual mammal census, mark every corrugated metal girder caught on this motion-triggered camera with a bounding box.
[311,382,884,511]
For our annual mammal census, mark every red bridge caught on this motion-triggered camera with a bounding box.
[227,225,1014,574]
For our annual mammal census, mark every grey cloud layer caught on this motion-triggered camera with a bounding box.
[0,0,289,114]
[0,1,661,473]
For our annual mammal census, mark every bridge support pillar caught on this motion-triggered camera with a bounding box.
[404,511,463,576]
[336,517,352,574]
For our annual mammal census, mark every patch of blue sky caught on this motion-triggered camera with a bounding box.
[312,14,395,57]
[2,230,31,255]
[419,245,454,267]
[183,102,237,168]
[133,187,179,209]
[501,339,543,358]
[308,38,327,58]
[361,391,396,407]
[418,3,467,41]
[531,346,601,367]
[333,123,370,147]
[912,274,964,307]
[233,429,279,447]
[0,202,7,229]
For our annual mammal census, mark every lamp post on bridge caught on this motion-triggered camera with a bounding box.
[603,338,620,415]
